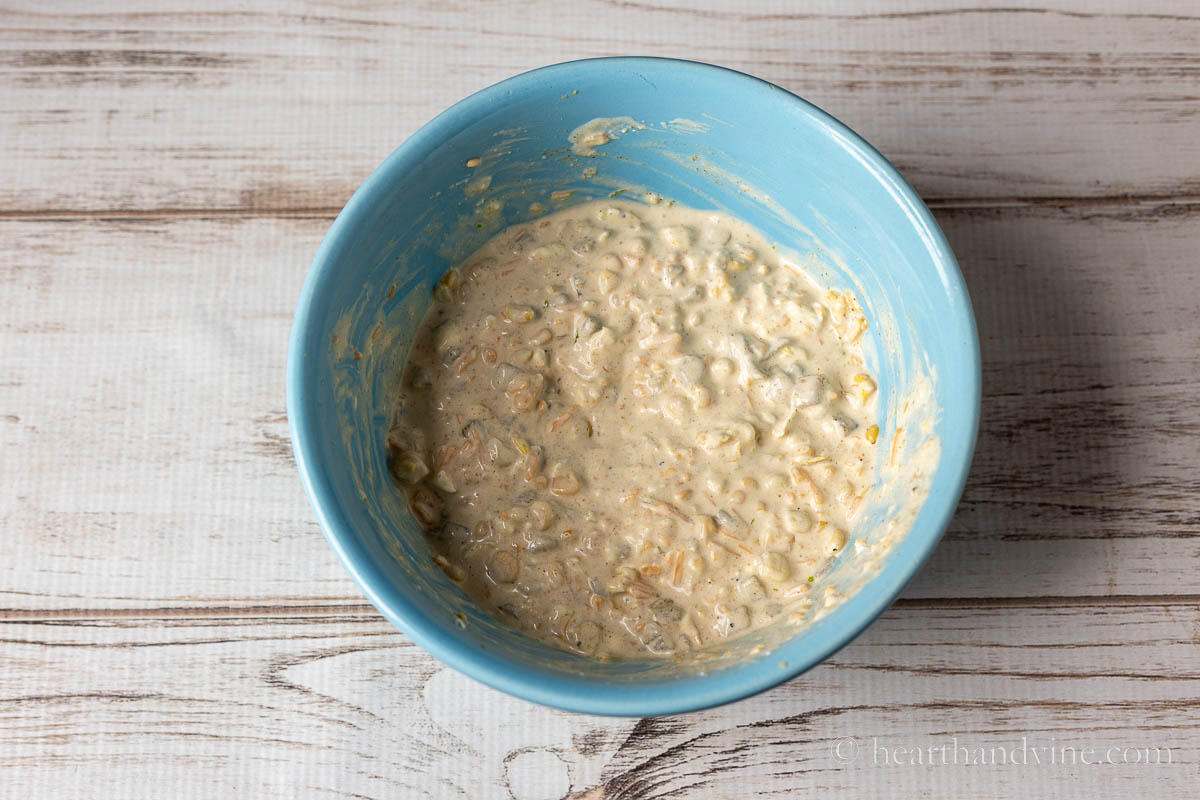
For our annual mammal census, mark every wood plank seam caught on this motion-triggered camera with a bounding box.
[3,594,1199,623]
[1,194,1199,221]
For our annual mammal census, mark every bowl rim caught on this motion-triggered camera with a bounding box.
[287,56,981,717]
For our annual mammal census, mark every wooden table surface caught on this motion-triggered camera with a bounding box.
[3,2,1199,797]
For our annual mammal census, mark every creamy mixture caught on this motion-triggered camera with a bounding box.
[388,199,879,660]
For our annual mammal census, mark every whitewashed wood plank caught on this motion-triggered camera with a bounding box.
[2,203,1198,610]
[0,216,358,609]
[905,201,1200,598]
[1,0,1198,212]
[0,603,1195,798]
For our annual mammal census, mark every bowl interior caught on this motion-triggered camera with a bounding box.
[289,58,978,715]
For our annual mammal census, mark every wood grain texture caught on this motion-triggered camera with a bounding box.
[4,2,1200,796]
[1,0,1199,214]
[0,603,1196,798]
[3,202,1199,611]
[0,216,355,609]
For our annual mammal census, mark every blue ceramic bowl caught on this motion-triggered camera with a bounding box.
[288,57,979,716]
